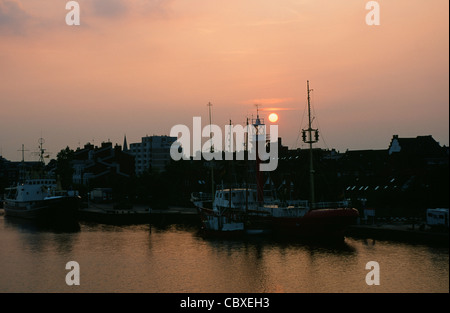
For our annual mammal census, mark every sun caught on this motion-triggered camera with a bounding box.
[268,113,279,123]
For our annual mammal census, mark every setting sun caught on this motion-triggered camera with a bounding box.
[268,113,279,123]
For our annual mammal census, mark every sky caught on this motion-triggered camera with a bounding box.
[0,0,448,162]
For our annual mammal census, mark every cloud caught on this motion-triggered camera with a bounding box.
[0,0,30,35]
[0,0,175,36]
[87,0,128,18]
[137,0,174,18]
[84,0,174,19]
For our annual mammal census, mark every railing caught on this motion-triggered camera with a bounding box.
[313,201,350,209]
[271,206,309,218]
[191,192,213,202]
[215,183,257,191]
[286,200,310,208]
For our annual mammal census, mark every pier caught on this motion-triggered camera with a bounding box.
[78,203,151,224]
[347,223,449,246]
[149,206,200,225]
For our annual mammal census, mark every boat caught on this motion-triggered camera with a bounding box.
[191,188,246,236]
[196,205,245,236]
[191,82,359,239]
[3,178,81,223]
[3,139,81,223]
[269,202,360,239]
[267,81,359,239]
[426,208,449,230]
[191,184,271,236]
[191,103,246,236]
[190,109,292,236]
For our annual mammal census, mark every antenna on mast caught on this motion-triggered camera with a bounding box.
[207,102,214,153]
[302,80,319,209]
[17,144,29,182]
[254,103,261,120]
[252,103,265,205]
[38,138,46,164]
[31,138,51,165]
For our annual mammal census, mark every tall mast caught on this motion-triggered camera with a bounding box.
[302,80,319,209]
[19,144,26,163]
[245,117,249,213]
[229,119,232,212]
[207,102,215,203]
[253,104,264,206]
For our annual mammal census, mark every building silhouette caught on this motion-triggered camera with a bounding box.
[129,135,177,174]
[72,142,134,186]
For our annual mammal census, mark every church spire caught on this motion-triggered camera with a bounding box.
[123,134,128,152]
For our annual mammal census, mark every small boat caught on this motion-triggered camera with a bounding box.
[191,185,271,236]
[191,183,247,236]
[190,103,246,236]
[426,208,449,230]
[3,178,81,223]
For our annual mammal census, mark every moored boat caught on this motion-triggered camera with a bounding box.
[191,82,359,239]
[269,203,359,239]
[267,81,359,239]
[191,187,246,236]
[3,178,81,223]
[3,139,81,223]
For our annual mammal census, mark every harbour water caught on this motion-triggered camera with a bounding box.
[0,212,448,294]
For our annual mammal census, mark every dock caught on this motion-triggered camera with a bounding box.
[149,206,200,224]
[78,203,151,224]
[347,223,449,246]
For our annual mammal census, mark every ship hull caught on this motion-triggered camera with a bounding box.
[197,207,245,236]
[245,214,273,235]
[3,196,81,223]
[271,208,359,240]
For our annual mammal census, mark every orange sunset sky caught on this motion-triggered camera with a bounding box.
[0,0,448,161]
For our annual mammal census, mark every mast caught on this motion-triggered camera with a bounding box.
[18,144,29,182]
[253,104,265,206]
[228,119,232,213]
[19,144,26,163]
[38,137,46,165]
[245,117,249,213]
[207,102,215,204]
[302,80,319,209]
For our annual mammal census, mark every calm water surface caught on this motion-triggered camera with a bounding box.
[0,215,448,293]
